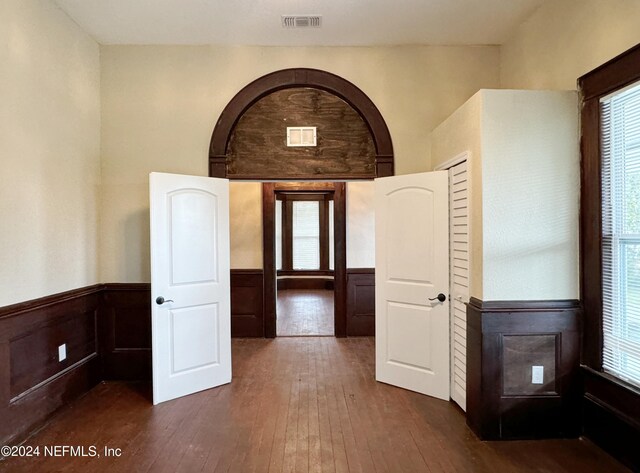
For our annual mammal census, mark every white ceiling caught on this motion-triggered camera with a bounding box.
[53,0,546,46]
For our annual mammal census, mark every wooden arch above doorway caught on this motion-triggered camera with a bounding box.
[209,68,394,179]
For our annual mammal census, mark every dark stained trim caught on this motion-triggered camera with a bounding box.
[262,183,277,338]
[468,297,580,312]
[277,278,334,291]
[580,97,604,368]
[320,198,330,270]
[277,270,334,277]
[579,43,640,101]
[209,68,394,179]
[578,45,640,471]
[282,199,293,271]
[0,284,103,319]
[333,183,347,338]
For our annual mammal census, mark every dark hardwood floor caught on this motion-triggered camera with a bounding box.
[0,337,628,473]
[276,290,334,336]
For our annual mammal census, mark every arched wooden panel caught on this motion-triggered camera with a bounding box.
[209,68,394,179]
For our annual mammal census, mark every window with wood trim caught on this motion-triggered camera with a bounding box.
[580,43,640,388]
[275,194,333,274]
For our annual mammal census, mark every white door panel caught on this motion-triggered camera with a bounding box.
[375,172,450,400]
[150,172,231,405]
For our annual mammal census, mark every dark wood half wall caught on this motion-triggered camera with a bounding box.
[101,283,152,381]
[346,269,375,336]
[230,270,264,337]
[466,298,581,440]
[0,286,102,446]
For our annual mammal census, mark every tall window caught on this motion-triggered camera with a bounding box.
[581,43,640,390]
[275,193,333,273]
[292,201,320,270]
[601,81,640,387]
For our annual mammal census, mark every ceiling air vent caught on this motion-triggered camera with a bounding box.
[281,15,322,28]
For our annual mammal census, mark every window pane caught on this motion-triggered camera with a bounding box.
[292,201,320,270]
[601,80,640,388]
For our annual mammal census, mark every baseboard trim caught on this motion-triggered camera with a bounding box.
[581,366,640,471]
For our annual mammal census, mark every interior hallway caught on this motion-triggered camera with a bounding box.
[0,337,627,473]
[276,289,334,336]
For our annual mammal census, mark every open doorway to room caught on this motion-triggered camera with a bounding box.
[263,182,346,337]
[211,68,393,339]
[275,188,335,336]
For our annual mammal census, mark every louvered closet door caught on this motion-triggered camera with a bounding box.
[449,161,469,411]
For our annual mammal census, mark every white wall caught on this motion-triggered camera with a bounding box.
[501,0,640,90]
[99,44,500,282]
[0,0,101,306]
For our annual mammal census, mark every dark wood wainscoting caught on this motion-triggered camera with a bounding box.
[277,277,334,291]
[100,283,151,381]
[346,269,375,336]
[0,286,102,446]
[230,269,264,337]
[466,298,581,440]
[582,367,640,471]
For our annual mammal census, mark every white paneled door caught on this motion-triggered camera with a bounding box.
[375,172,450,400]
[150,172,231,405]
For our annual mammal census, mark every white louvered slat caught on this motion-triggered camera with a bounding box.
[448,159,469,411]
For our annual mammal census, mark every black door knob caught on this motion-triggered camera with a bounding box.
[429,293,447,303]
[156,296,174,305]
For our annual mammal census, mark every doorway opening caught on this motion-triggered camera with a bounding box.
[275,189,335,336]
[263,182,347,338]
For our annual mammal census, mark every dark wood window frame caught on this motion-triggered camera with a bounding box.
[579,43,640,376]
[276,192,334,275]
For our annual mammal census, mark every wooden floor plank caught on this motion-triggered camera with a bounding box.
[277,290,334,336]
[0,336,630,473]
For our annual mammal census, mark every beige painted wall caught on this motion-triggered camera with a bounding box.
[432,90,579,301]
[346,182,375,268]
[229,182,262,269]
[0,0,101,306]
[481,90,579,301]
[229,181,375,270]
[496,0,640,302]
[431,93,483,298]
[501,0,640,89]
[100,44,500,282]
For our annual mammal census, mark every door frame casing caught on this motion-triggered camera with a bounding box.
[262,182,347,338]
